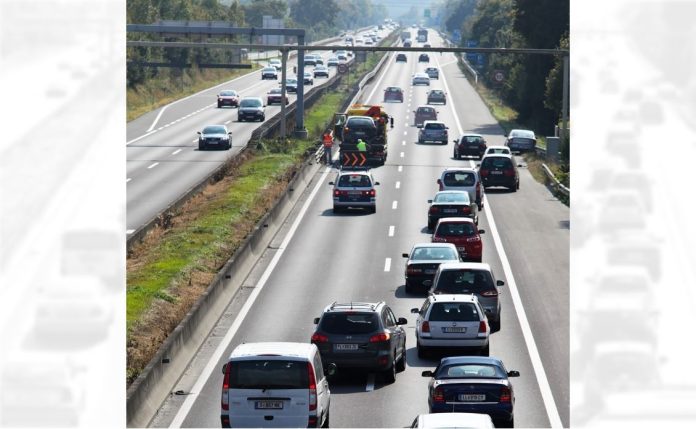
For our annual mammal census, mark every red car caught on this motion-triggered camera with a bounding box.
[431,217,485,262]
[217,90,240,108]
[266,88,289,105]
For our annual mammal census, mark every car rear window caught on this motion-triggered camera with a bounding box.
[418,107,435,114]
[435,222,476,237]
[424,122,446,130]
[428,302,480,322]
[463,136,484,144]
[433,269,495,294]
[437,364,504,379]
[443,172,475,187]
[411,246,458,260]
[319,313,379,334]
[433,192,469,203]
[337,174,372,187]
[220,91,237,96]
[511,130,535,139]
[481,157,513,169]
[228,360,309,389]
[346,117,375,128]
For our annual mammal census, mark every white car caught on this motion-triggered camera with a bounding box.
[412,72,431,86]
[220,342,333,428]
[411,294,491,358]
[410,412,495,429]
[268,58,281,71]
[484,145,511,156]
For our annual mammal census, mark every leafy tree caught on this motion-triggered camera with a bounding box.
[242,0,288,27]
[289,0,337,28]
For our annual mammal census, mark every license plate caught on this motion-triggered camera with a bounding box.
[335,343,359,351]
[424,269,436,274]
[442,327,467,333]
[491,171,503,175]
[443,209,457,213]
[457,247,466,253]
[255,400,283,409]
[458,394,485,402]
[348,191,362,195]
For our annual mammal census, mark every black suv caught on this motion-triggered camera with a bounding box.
[396,53,407,62]
[311,302,408,383]
[479,154,519,191]
[418,53,430,62]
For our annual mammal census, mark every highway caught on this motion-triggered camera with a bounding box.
[144,31,569,428]
[126,28,391,235]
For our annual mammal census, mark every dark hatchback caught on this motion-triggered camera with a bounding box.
[479,154,519,191]
[384,86,404,103]
[402,243,461,294]
[454,134,487,160]
[427,89,446,105]
[311,302,407,383]
[396,53,407,62]
[423,356,519,428]
[237,97,265,122]
[427,191,478,229]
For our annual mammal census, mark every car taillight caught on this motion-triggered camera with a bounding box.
[221,416,230,427]
[481,289,499,297]
[461,206,470,214]
[407,266,423,275]
[432,387,444,403]
[334,190,340,197]
[429,206,439,214]
[311,333,329,343]
[478,320,487,334]
[307,363,317,411]
[369,332,391,343]
[421,321,430,333]
[365,189,376,197]
[500,386,511,403]
[480,169,489,177]
[504,169,515,177]
[221,362,232,411]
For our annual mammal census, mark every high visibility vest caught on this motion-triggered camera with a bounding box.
[322,134,333,147]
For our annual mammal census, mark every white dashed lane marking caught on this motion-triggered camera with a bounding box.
[126,229,135,234]
[172,149,182,155]
[392,201,398,209]
[126,178,132,183]
[400,152,404,158]
[395,181,401,189]
[147,162,159,169]
[388,225,395,237]
[383,258,391,272]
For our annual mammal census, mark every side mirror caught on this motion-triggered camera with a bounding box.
[497,280,505,286]
[452,139,457,143]
[228,132,232,135]
[421,370,434,377]
[328,181,335,185]
[476,163,481,167]
[436,179,442,185]
[427,199,433,203]
[507,370,520,377]
[411,308,419,313]
[478,229,485,234]
[313,317,320,325]
[325,363,338,377]
[197,131,201,135]
[402,253,409,258]
[221,363,227,374]
[375,181,380,185]
[397,317,408,325]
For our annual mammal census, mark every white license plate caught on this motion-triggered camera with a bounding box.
[335,343,359,351]
[491,171,503,175]
[255,400,283,409]
[442,327,467,333]
[424,269,436,274]
[348,190,362,195]
[443,209,457,213]
[458,394,485,402]
[457,247,466,253]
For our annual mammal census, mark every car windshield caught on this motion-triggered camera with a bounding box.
[387,87,401,92]
[337,174,372,187]
[435,222,476,237]
[202,126,226,134]
[434,192,469,203]
[463,136,483,144]
[240,98,262,107]
[220,91,237,96]
[425,122,446,130]
[428,303,480,322]
[228,360,309,389]
[434,269,495,294]
[418,107,435,114]
[436,364,504,379]
[287,79,297,84]
[482,157,513,169]
[511,130,535,139]
[263,67,275,72]
[443,172,476,187]
[319,312,379,334]
[269,88,281,94]
[411,246,458,260]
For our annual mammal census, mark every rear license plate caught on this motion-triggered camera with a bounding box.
[458,394,485,402]
[442,327,467,333]
[255,400,283,409]
[491,171,503,175]
[335,343,359,351]
[457,247,466,253]
[443,209,457,213]
[424,269,436,274]
[348,191,362,195]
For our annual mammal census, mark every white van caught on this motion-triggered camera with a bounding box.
[220,342,332,428]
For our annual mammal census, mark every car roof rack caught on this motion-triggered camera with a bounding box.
[329,301,382,311]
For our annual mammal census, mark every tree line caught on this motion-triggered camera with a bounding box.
[127,0,388,88]
[432,0,569,136]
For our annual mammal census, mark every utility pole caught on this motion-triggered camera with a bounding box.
[280,48,288,141]
[561,55,569,142]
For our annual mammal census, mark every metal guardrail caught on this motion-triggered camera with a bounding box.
[542,163,570,197]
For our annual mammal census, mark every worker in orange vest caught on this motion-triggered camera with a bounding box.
[322,132,333,165]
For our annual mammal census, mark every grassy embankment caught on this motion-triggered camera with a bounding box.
[126,35,395,384]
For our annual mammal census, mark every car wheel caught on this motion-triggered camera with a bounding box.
[370,205,377,214]
[333,205,342,214]
[217,103,221,108]
[490,318,501,333]
[395,350,406,372]
[226,142,231,150]
[383,360,396,384]
[480,343,490,356]
[510,184,517,192]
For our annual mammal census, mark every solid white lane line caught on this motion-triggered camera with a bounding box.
[169,165,333,429]
[395,181,400,189]
[398,165,403,172]
[192,139,198,143]
[147,162,159,169]
[366,52,395,100]
[147,105,168,132]
[126,229,135,234]
[383,258,391,272]
[392,201,398,209]
[366,373,375,392]
[388,225,395,237]
[436,55,563,429]
[172,149,182,155]
[126,178,132,183]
